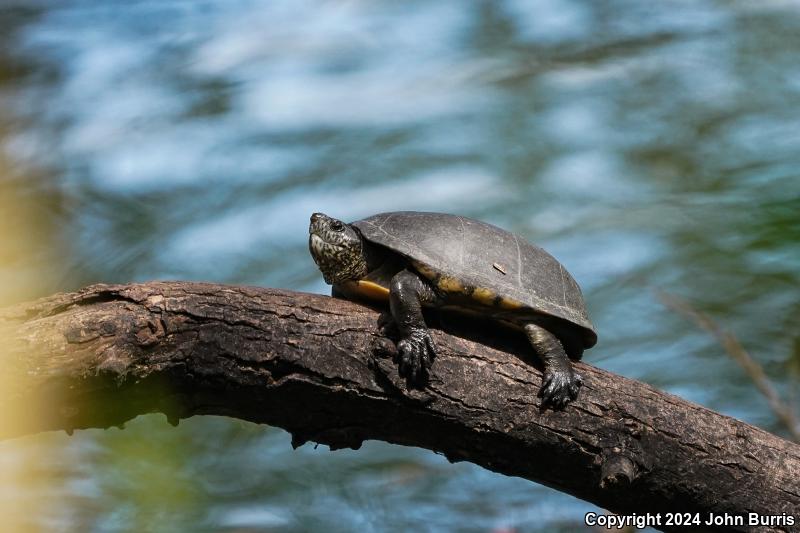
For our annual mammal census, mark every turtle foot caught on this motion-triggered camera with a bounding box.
[538,367,582,409]
[396,327,436,385]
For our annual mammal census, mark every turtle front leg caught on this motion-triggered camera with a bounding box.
[389,269,439,384]
[524,323,582,408]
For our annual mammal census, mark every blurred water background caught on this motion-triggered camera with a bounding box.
[1,0,799,531]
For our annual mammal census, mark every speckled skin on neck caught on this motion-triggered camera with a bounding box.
[308,213,369,284]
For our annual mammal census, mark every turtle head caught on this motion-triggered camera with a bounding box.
[309,213,368,284]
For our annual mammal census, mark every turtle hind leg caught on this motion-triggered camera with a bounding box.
[524,323,582,408]
[389,269,439,385]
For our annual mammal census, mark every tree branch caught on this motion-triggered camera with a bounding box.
[658,290,800,441]
[1,282,798,532]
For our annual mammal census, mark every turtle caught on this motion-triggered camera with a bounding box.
[308,211,597,408]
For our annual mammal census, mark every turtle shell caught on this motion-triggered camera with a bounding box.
[353,211,597,350]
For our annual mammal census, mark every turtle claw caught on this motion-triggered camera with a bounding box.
[397,327,436,385]
[538,367,582,409]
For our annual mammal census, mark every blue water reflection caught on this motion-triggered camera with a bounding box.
[1,0,798,531]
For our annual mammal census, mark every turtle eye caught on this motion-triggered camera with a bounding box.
[331,220,344,232]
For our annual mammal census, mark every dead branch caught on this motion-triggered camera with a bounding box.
[658,290,800,442]
[1,282,799,532]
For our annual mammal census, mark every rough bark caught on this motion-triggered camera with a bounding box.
[1,282,798,532]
